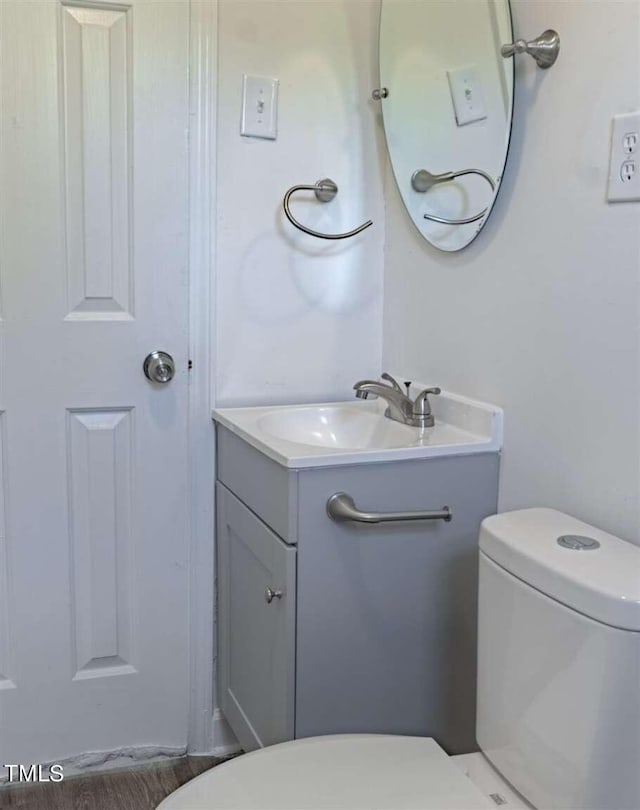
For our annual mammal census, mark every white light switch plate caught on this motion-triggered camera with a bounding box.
[607,112,640,202]
[240,74,278,140]
[447,65,487,126]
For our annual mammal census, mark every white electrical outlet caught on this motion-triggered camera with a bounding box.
[620,160,636,182]
[623,131,638,154]
[240,74,278,140]
[607,112,640,202]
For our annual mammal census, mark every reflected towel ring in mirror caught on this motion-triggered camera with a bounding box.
[411,169,496,226]
[282,178,373,240]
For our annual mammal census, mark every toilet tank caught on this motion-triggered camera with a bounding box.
[476,508,640,810]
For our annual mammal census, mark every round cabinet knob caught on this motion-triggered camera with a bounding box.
[143,351,175,384]
[265,587,283,604]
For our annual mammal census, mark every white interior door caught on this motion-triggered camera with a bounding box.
[0,0,191,766]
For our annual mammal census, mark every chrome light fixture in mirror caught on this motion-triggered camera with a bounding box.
[378,0,515,252]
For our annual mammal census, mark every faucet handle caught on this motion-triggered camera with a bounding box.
[413,387,441,425]
[415,386,441,404]
[381,372,403,393]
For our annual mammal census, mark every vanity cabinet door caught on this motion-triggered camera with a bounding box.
[295,453,499,753]
[217,483,296,752]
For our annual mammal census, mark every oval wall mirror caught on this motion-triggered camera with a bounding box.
[379,0,514,252]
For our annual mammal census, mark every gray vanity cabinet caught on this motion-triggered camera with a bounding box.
[216,426,499,756]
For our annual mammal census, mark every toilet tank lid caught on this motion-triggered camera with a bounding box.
[479,508,640,631]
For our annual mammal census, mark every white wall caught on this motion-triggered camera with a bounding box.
[213,0,640,541]
[383,0,640,543]
[215,0,385,407]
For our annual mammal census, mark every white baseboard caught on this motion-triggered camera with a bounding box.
[211,708,241,757]
[40,745,187,780]
[0,715,240,785]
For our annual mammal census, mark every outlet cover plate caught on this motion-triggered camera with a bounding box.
[607,112,640,202]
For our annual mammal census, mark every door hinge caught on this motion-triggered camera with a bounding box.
[188,359,193,371]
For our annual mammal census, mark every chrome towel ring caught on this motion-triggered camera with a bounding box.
[411,168,496,226]
[283,178,373,240]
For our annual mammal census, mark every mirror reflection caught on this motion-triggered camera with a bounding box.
[380,0,514,251]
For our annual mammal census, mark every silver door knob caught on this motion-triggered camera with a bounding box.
[265,587,283,604]
[143,351,175,384]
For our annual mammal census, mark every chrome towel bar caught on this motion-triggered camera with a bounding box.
[283,178,373,240]
[327,492,452,524]
[411,168,496,226]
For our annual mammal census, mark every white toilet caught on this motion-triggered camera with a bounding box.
[159,508,640,810]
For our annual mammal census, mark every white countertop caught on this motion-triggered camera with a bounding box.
[212,390,503,469]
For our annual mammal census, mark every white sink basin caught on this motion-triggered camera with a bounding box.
[256,405,419,450]
[213,390,503,469]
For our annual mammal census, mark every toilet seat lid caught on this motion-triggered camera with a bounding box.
[157,735,494,810]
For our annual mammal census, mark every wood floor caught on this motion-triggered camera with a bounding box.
[0,756,224,810]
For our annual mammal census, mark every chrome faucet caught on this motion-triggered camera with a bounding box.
[353,373,441,428]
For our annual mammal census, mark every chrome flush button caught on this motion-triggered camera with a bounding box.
[557,535,601,551]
